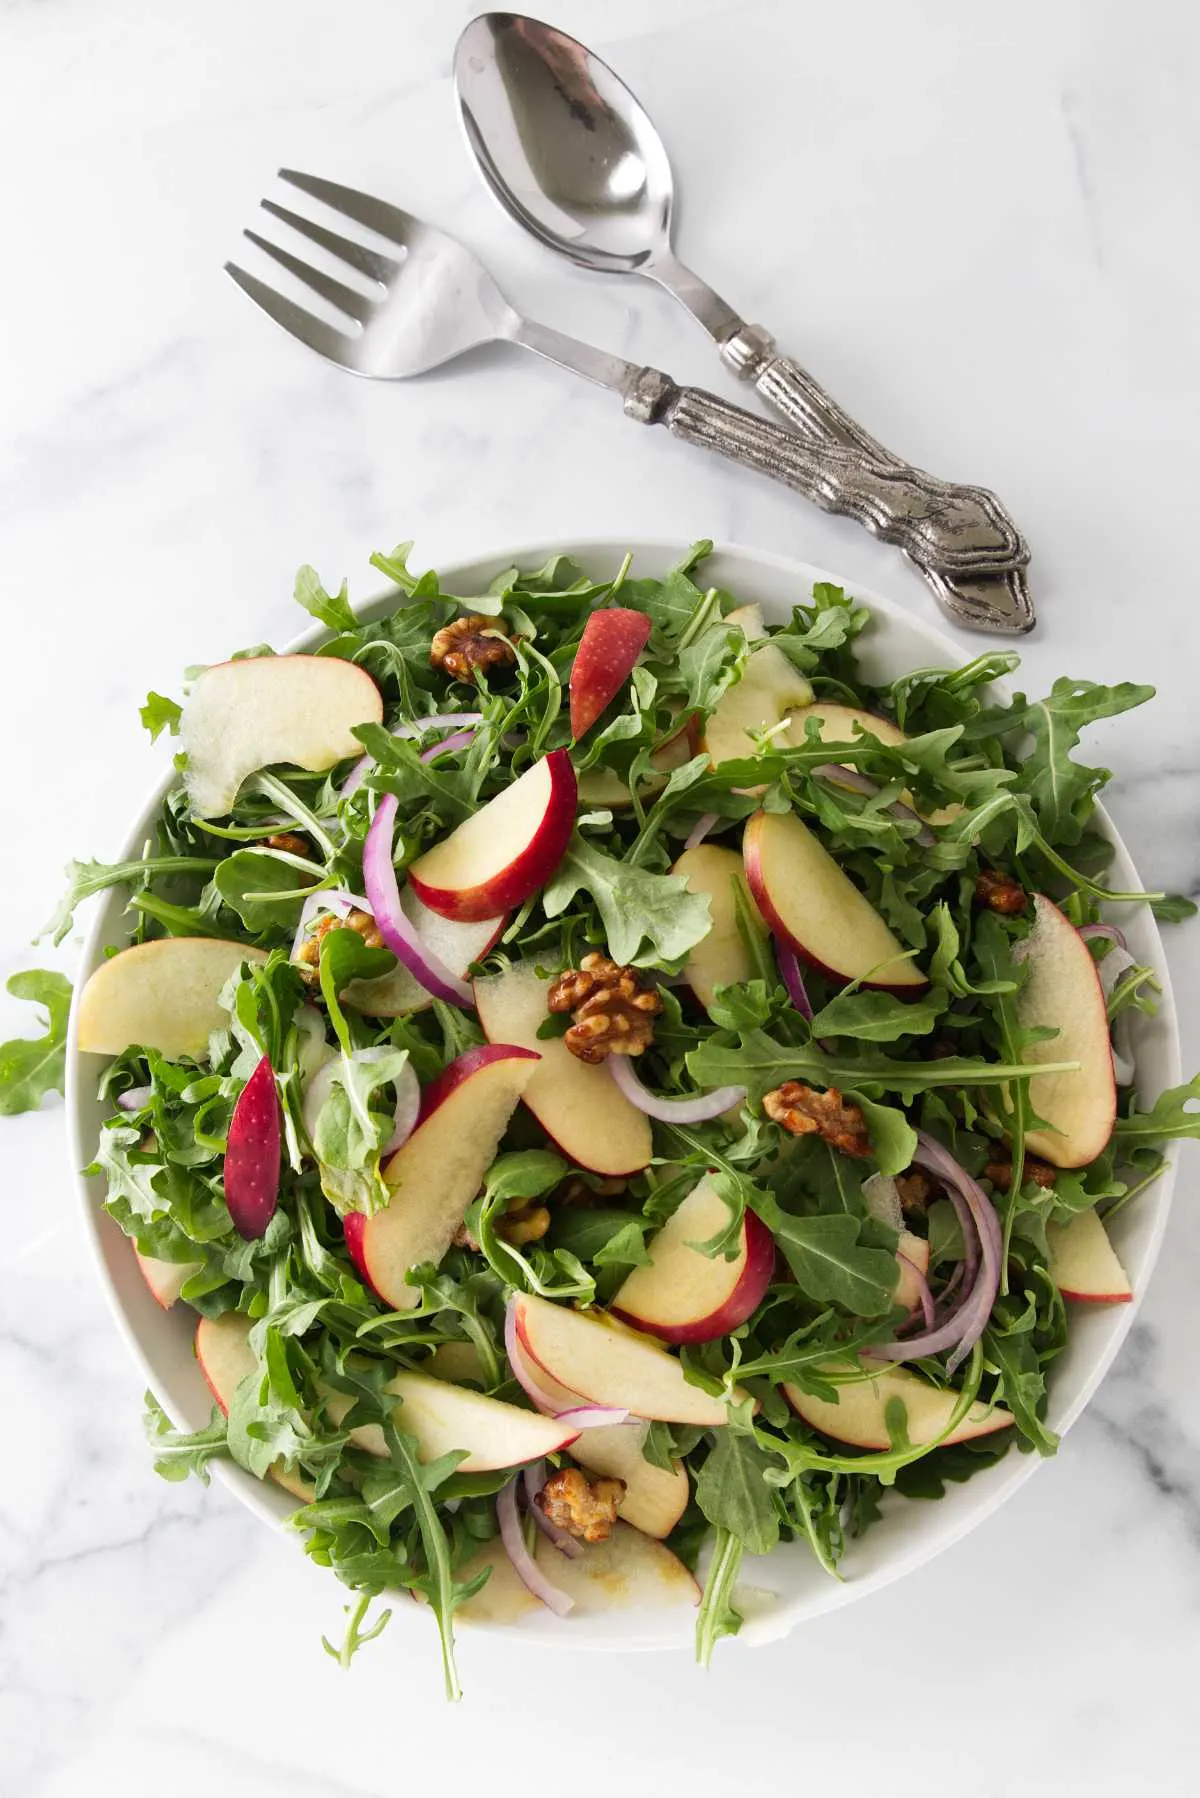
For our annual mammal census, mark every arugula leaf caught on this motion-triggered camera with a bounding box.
[809,986,948,1043]
[694,1428,781,1556]
[213,849,324,932]
[752,1192,898,1315]
[143,1391,229,1483]
[41,854,219,943]
[1114,1075,1200,1145]
[0,970,72,1115]
[542,834,712,967]
[695,1527,744,1667]
[140,691,182,741]
[294,565,357,632]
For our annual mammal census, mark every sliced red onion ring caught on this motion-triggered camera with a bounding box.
[523,1461,584,1559]
[289,888,370,963]
[497,1476,574,1616]
[302,1047,420,1157]
[684,813,719,851]
[505,1302,563,1415]
[870,1132,1001,1374]
[1078,921,1129,951]
[812,763,936,847]
[362,794,473,1007]
[341,755,372,797]
[419,728,476,763]
[607,1054,746,1123]
[775,940,815,1024]
[116,1085,153,1112]
[896,1251,936,1331]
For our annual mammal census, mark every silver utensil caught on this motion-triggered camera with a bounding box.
[454,12,1033,635]
[226,170,1029,584]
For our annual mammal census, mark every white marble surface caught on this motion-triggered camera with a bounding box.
[2,0,1199,1791]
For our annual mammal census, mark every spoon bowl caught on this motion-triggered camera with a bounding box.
[456,13,675,273]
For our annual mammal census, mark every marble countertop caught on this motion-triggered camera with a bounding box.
[3,1,1198,1792]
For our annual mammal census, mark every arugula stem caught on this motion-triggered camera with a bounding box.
[1033,833,1163,906]
[695,1527,744,1667]
[254,773,340,861]
[384,1424,463,1701]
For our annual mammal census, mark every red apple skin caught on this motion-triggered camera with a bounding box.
[408,750,578,922]
[402,1042,541,1137]
[342,1211,385,1299]
[224,1055,282,1240]
[742,813,927,1000]
[611,1210,776,1346]
[569,609,653,739]
[195,1321,231,1417]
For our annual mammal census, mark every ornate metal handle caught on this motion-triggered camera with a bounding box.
[624,369,1023,573]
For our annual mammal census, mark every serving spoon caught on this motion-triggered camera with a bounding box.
[454,12,1033,634]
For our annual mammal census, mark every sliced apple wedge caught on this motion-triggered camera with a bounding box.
[514,1292,744,1425]
[342,890,506,1016]
[135,1247,202,1310]
[425,1340,487,1385]
[194,1312,314,1504]
[77,937,268,1059]
[361,1044,540,1309]
[894,1231,931,1311]
[569,607,653,739]
[326,1370,580,1472]
[744,809,927,992]
[785,1358,1013,1449]
[671,844,768,1015]
[451,1520,700,1626]
[474,963,652,1176]
[408,750,577,921]
[700,617,813,769]
[569,1422,690,1539]
[611,1175,775,1345]
[181,653,383,820]
[1046,1208,1132,1303]
[1013,895,1117,1168]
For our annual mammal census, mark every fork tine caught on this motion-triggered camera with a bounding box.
[278,168,417,248]
[260,200,399,284]
[224,262,356,366]
[242,230,375,325]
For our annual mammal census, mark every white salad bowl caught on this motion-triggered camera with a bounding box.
[67,539,1182,1653]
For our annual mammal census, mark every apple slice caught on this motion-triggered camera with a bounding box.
[326,1370,580,1471]
[224,1054,280,1240]
[343,889,506,1016]
[893,1230,931,1311]
[449,1520,700,1626]
[77,937,268,1059]
[194,1312,314,1504]
[671,844,768,1015]
[785,1358,1013,1449]
[611,1175,775,1345]
[425,1340,487,1385]
[701,610,813,769]
[135,1247,202,1310]
[744,809,927,992]
[1046,1208,1132,1303]
[181,654,383,820]
[361,1044,540,1309]
[1013,895,1117,1168]
[408,750,577,922]
[514,1292,745,1426]
[569,608,653,739]
[473,963,652,1176]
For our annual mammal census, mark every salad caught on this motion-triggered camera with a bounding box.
[6,537,1200,1694]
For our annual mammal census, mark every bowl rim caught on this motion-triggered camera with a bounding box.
[65,533,1182,1651]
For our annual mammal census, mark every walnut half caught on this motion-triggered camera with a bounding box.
[430,615,517,684]
[763,1082,873,1158]
[537,1467,625,1543]
[975,868,1027,915]
[547,952,662,1064]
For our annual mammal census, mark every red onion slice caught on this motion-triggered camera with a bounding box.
[684,812,719,850]
[1078,921,1129,951]
[870,1132,1001,1374]
[419,728,476,763]
[896,1251,936,1331]
[607,1054,746,1122]
[289,888,370,963]
[362,794,473,1007]
[523,1462,584,1559]
[302,1048,420,1157]
[775,940,815,1024]
[497,1476,574,1615]
[504,1302,567,1414]
[341,755,372,797]
[116,1085,153,1113]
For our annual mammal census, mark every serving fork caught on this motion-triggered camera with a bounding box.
[227,172,1029,611]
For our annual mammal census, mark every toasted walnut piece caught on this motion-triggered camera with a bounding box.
[985,1155,1057,1191]
[763,1082,873,1158]
[895,1170,933,1215]
[497,1201,552,1247]
[975,868,1027,915]
[265,832,310,859]
[537,1467,626,1543]
[547,952,663,1065]
[430,614,517,683]
[294,907,384,977]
